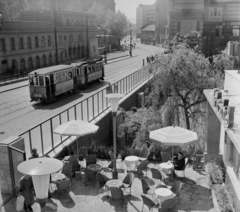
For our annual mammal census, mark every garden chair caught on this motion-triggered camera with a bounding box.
[141,195,159,212]
[110,187,125,206]
[170,180,182,203]
[78,147,88,161]
[160,198,176,212]
[72,164,81,179]
[109,151,124,170]
[141,178,155,197]
[161,152,171,162]
[138,147,149,162]
[86,154,97,167]
[62,161,73,184]
[137,160,149,177]
[121,172,135,195]
[96,172,109,194]
[150,168,165,186]
[175,157,188,178]
[84,169,96,187]
[56,178,71,199]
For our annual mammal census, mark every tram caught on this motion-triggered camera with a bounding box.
[28,58,105,103]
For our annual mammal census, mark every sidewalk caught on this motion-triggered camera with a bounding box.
[0,53,130,94]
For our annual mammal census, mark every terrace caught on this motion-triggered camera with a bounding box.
[2,160,214,212]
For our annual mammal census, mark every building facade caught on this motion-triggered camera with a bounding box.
[0,9,99,74]
[168,0,240,56]
[141,25,155,45]
[136,4,155,38]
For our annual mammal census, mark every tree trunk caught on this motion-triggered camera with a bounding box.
[184,107,190,129]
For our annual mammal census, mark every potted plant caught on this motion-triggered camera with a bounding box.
[206,160,224,187]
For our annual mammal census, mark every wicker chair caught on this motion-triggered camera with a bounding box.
[110,187,124,206]
[86,154,97,167]
[56,178,71,199]
[96,172,108,194]
[121,172,135,195]
[138,147,149,162]
[137,160,149,177]
[161,152,171,162]
[72,164,81,179]
[84,169,96,186]
[175,157,188,178]
[78,147,87,161]
[141,178,155,196]
[150,168,164,186]
[171,180,182,203]
[141,195,158,212]
[62,161,73,184]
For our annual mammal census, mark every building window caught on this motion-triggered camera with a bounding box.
[10,38,15,50]
[232,26,240,37]
[27,37,32,49]
[35,36,39,48]
[59,35,62,45]
[19,38,24,49]
[0,38,6,51]
[70,35,73,42]
[214,8,217,16]
[41,36,46,47]
[215,26,222,37]
[48,36,51,46]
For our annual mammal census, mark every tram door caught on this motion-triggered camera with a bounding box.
[45,76,50,98]
[50,74,55,96]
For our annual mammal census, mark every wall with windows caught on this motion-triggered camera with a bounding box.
[0,10,99,74]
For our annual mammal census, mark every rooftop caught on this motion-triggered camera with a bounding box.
[142,25,155,32]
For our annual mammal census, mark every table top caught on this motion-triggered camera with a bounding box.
[51,173,66,183]
[88,164,102,171]
[159,162,173,169]
[155,188,172,197]
[106,179,122,188]
[125,156,139,162]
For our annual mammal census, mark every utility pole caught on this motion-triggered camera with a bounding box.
[52,0,59,64]
[86,15,89,58]
[104,30,107,63]
[129,23,132,57]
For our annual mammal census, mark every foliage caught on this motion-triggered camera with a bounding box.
[117,107,162,148]
[206,160,224,184]
[147,42,219,129]
[214,185,234,212]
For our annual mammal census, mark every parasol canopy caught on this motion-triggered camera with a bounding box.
[149,126,198,146]
[53,120,99,137]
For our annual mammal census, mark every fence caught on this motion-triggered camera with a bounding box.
[18,65,152,158]
[0,70,29,85]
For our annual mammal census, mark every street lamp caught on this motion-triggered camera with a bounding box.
[129,24,132,57]
[105,93,123,179]
[17,158,63,211]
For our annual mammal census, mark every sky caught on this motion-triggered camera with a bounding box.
[115,0,156,24]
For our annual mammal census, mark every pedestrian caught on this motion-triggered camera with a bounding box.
[28,148,39,160]
[19,175,35,212]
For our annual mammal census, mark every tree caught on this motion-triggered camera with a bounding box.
[148,43,218,129]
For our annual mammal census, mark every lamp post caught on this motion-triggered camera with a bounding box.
[105,93,123,179]
[104,30,107,63]
[17,158,63,211]
[129,24,132,57]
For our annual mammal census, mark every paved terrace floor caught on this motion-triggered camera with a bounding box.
[1,161,214,212]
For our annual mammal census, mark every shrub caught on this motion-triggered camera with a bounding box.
[206,160,224,184]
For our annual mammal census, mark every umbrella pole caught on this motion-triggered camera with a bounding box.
[172,146,174,179]
[77,136,79,158]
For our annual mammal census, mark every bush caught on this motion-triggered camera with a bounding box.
[206,160,224,184]
[214,185,234,212]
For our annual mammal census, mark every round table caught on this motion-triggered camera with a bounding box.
[51,173,66,183]
[155,188,172,206]
[124,156,139,171]
[87,164,102,172]
[159,162,173,170]
[106,179,122,189]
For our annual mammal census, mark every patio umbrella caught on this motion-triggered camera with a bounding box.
[54,120,99,155]
[149,125,199,162]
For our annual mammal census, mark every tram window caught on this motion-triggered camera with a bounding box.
[77,69,80,76]
[34,76,38,85]
[68,72,72,79]
[62,72,66,81]
[45,76,50,86]
[29,76,34,85]
[84,66,88,75]
[56,72,62,84]
[39,76,44,86]
[92,65,95,72]
[88,67,92,73]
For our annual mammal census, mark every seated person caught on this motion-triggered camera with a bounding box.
[173,152,185,170]
[28,148,39,160]
[66,151,79,177]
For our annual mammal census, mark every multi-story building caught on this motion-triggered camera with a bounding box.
[0,8,99,74]
[136,4,155,38]
[141,25,156,45]
[168,0,240,56]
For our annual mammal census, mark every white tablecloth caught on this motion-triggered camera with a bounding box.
[124,156,139,169]
[159,162,173,170]
[155,188,172,204]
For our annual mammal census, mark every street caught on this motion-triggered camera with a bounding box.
[0,44,160,142]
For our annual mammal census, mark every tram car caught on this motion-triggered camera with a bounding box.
[28,58,105,103]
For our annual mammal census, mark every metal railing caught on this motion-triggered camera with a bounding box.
[19,65,152,158]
